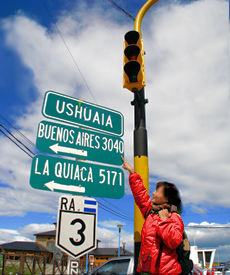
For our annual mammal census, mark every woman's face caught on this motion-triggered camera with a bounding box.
[152,186,168,204]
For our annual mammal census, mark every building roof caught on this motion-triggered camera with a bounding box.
[91,247,133,256]
[0,241,133,258]
[34,230,56,236]
[0,241,50,253]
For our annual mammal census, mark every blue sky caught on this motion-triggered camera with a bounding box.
[0,0,229,261]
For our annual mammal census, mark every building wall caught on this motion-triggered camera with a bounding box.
[35,235,55,248]
[3,250,52,262]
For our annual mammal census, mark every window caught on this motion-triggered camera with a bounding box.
[94,259,130,275]
[205,251,211,264]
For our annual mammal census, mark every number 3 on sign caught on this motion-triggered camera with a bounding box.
[69,219,86,246]
[56,195,97,258]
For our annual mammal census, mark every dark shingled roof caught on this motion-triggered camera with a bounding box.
[0,241,50,252]
[0,241,133,257]
[34,230,56,236]
[91,248,133,256]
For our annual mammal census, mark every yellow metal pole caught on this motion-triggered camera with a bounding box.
[134,155,149,242]
[134,0,160,33]
[132,1,159,273]
[132,87,149,273]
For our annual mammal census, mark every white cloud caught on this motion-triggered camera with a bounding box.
[215,245,230,263]
[0,4,131,216]
[97,225,133,252]
[0,221,134,253]
[186,221,230,261]
[18,223,55,239]
[190,205,208,215]
[187,222,230,247]
[0,138,60,216]
[0,0,229,221]
[99,220,125,229]
[0,229,28,244]
[0,223,54,244]
[144,0,229,207]
[2,220,230,261]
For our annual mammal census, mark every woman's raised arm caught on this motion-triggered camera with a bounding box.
[121,156,152,218]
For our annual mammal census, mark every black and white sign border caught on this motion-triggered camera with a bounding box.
[56,210,97,258]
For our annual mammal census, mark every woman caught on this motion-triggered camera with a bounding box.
[121,156,184,275]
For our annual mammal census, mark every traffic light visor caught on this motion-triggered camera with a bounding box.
[124,31,140,45]
[124,61,140,83]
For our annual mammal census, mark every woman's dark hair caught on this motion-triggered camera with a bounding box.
[156,181,182,213]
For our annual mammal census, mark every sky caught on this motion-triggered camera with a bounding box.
[0,0,229,262]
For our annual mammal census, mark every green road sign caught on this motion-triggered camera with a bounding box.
[42,91,124,137]
[36,121,124,165]
[30,154,124,199]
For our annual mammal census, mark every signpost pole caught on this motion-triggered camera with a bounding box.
[86,253,88,273]
[118,230,120,257]
[117,224,123,257]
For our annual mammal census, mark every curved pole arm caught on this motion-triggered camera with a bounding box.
[134,0,160,33]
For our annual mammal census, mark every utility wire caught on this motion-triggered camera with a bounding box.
[0,123,133,221]
[0,124,228,224]
[14,0,229,226]
[41,0,97,103]
[0,124,35,156]
[0,129,34,158]
[0,114,36,149]
[98,200,133,221]
[106,0,135,21]
[99,203,130,221]
[98,201,133,221]
[41,0,135,104]
[3,122,230,224]
[98,200,132,220]
[100,197,132,219]
[2,0,134,221]
[2,125,230,225]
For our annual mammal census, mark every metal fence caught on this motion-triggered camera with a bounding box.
[0,253,73,275]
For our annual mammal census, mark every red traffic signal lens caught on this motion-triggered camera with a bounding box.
[124,45,140,60]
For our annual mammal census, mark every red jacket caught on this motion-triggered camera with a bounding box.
[129,172,184,275]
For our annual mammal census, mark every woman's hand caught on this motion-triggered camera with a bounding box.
[121,156,134,174]
[158,209,171,219]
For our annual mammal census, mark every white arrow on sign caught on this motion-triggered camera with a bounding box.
[49,143,88,157]
[44,181,86,193]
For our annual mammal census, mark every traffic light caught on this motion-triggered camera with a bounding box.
[123,30,145,92]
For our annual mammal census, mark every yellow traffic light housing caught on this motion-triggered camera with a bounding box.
[123,30,145,92]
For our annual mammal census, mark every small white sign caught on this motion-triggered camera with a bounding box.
[56,195,97,258]
[89,255,94,265]
[67,257,79,275]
